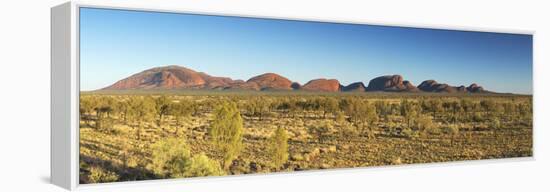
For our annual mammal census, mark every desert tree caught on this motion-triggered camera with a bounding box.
[442,124,460,146]
[390,103,401,116]
[343,99,361,123]
[128,96,156,140]
[491,117,501,140]
[79,96,96,126]
[155,95,171,127]
[276,98,290,113]
[308,120,334,144]
[296,99,314,118]
[503,102,517,121]
[375,100,391,121]
[362,102,378,138]
[343,99,378,137]
[268,127,289,170]
[400,99,420,129]
[95,96,115,117]
[170,100,193,135]
[460,99,475,118]
[416,115,437,135]
[318,97,339,119]
[427,99,444,119]
[482,101,505,120]
[269,97,282,113]
[247,97,271,121]
[518,101,532,122]
[338,121,359,143]
[208,101,244,170]
[276,97,298,118]
[286,97,300,118]
[480,99,497,116]
[451,100,463,122]
[342,98,361,124]
[94,106,113,131]
[334,111,346,125]
[187,101,201,116]
[115,99,130,124]
[338,97,352,116]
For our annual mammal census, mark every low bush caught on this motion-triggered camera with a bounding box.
[88,166,119,183]
[184,153,224,177]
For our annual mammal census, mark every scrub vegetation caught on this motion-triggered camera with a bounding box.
[79,92,532,184]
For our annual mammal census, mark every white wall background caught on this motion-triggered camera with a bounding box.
[0,0,548,191]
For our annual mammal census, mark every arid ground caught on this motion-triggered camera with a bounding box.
[79,92,532,184]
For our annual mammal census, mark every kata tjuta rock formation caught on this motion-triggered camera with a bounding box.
[101,65,490,93]
[342,82,367,92]
[300,79,341,92]
[365,75,420,92]
[102,65,236,90]
[245,73,293,90]
[417,80,485,93]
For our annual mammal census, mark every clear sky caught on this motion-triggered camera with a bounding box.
[80,7,533,94]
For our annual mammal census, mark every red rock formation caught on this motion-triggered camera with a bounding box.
[403,81,420,92]
[224,81,260,90]
[417,80,485,93]
[342,82,366,92]
[300,79,341,92]
[102,65,233,90]
[101,65,491,93]
[366,75,418,92]
[246,73,293,90]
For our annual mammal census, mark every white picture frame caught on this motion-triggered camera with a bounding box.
[51,1,534,191]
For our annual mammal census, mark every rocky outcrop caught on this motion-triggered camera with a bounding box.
[301,79,341,92]
[417,80,485,93]
[291,82,301,90]
[101,65,491,94]
[103,65,234,90]
[467,83,484,93]
[224,81,260,90]
[365,75,418,92]
[403,81,420,92]
[342,82,366,92]
[246,73,293,90]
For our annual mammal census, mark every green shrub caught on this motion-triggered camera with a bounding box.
[401,100,420,128]
[401,127,418,138]
[472,112,484,122]
[309,121,334,143]
[149,138,192,178]
[209,101,244,170]
[335,111,346,124]
[184,153,225,177]
[268,127,289,170]
[339,122,358,141]
[442,125,460,135]
[88,166,119,183]
[416,115,438,134]
[149,138,225,178]
[442,124,460,146]
[491,117,501,129]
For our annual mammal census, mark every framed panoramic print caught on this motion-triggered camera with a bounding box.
[51,1,533,190]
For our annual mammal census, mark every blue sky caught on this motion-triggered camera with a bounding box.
[80,7,533,94]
